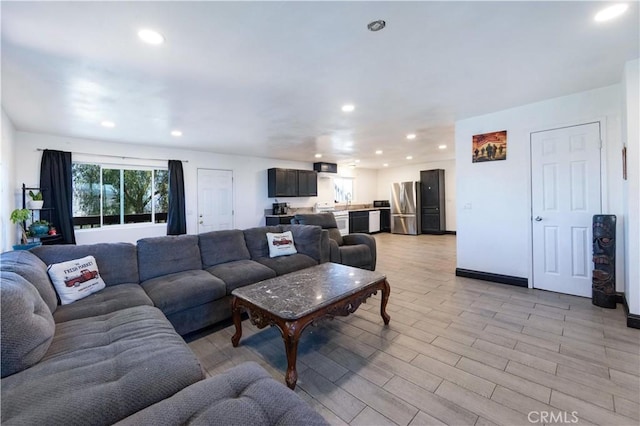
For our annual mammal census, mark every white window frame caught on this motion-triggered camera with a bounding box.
[72,161,168,230]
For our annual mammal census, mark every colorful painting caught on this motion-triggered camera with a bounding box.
[472,130,507,163]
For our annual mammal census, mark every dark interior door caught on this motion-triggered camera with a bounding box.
[420,169,445,233]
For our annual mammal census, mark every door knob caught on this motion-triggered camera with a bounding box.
[534,216,542,222]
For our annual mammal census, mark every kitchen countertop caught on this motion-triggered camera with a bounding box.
[343,207,390,212]
[265,207,390,217]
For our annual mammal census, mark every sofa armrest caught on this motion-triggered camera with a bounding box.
[328,238,341,263]
[320,229,330,263]
[342,233,377,270]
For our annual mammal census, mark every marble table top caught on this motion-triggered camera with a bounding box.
[231,262,386,320]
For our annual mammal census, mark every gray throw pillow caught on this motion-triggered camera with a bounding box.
[1,272,55,378]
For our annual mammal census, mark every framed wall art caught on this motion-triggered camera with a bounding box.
[472,130,507,163]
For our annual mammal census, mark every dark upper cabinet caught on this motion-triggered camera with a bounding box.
[297,170,318,197]
[268,168,297,197]
[268,168,317,197]
[420,169,446,234]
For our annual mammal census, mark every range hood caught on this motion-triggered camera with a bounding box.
[313,162,337,173]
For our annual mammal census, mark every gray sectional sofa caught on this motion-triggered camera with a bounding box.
[1,224,329,425]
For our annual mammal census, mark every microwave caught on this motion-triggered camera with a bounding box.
[373,200,390,207]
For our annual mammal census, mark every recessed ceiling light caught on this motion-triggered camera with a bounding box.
[406,156,413,160]
[341,104,355,112]
[375,150,383,155]
[138,28,165,45]
[367,20,386,32]
[438,145,447,150]
[383,163,389,167]
[101,121,115,128]
[406,133,416,140]
[171,130,182,137]
[594,3,628,22]
[314,153,322,158]
[355,159,360,163]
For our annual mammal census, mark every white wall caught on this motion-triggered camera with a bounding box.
[13,132,323,244]
[622,59,639,316]
[353,167,378,205]
[456,85,625,292]
[377,159,456,231]
[1,109,17,251]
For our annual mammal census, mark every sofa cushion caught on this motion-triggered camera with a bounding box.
[0,306,204,425]
[293,213,343,246]
[141,270,226,316]
[115,362,328,426]
[32,243,139,286]
[256,253,318,276]
[0,250,57,313]
[53,284,153,323]
[47,255,106,305]
[338,244,372,268]
[266,230,298,258]
[282,224,324,261]
[137,235,202,282]
[244,226,282,259]
[206,260,277,294]
[327,228,345,246]
[199,229,251,267]
[1,272,55,378]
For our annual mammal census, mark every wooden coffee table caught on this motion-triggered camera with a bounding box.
[231,262,390,389]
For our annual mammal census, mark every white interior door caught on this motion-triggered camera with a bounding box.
[531,122,601,297]
[197,169,233,233]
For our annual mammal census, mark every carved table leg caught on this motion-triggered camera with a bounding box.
[282,321,301,390]
[231,297,243,347]
[380,280,391,325]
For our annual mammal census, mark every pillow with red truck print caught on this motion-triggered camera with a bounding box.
[47,255,106,304]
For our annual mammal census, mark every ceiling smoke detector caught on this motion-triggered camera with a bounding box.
[367,20,386,32]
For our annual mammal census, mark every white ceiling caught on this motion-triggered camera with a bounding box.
[2,1,638,169]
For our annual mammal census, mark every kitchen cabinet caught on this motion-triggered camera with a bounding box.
[268,168,297,197]
[265,216,294,226]
[349,211,369,234]
[369,210,381,233]
[420,169,446,234]
[297,170,318,196]
[267,168,317,197]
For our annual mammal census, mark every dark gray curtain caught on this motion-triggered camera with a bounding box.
[167,160,186,235]
[40,150,76,244]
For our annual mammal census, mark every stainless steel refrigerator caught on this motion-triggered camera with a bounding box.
[391,181,421,235]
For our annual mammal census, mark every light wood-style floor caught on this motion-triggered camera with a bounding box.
[188,233,640,425]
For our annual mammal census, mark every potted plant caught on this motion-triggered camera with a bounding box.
[10,208,41,250]
[28,190,44,209]
[29,220,50,237]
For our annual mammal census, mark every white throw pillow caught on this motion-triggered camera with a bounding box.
[266,231,297,258]
[47,255,106,305]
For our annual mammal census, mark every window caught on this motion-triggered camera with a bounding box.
[72,163,168,229]
[334,177,354,203]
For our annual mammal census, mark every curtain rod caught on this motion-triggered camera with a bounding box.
[37,148,189,163]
